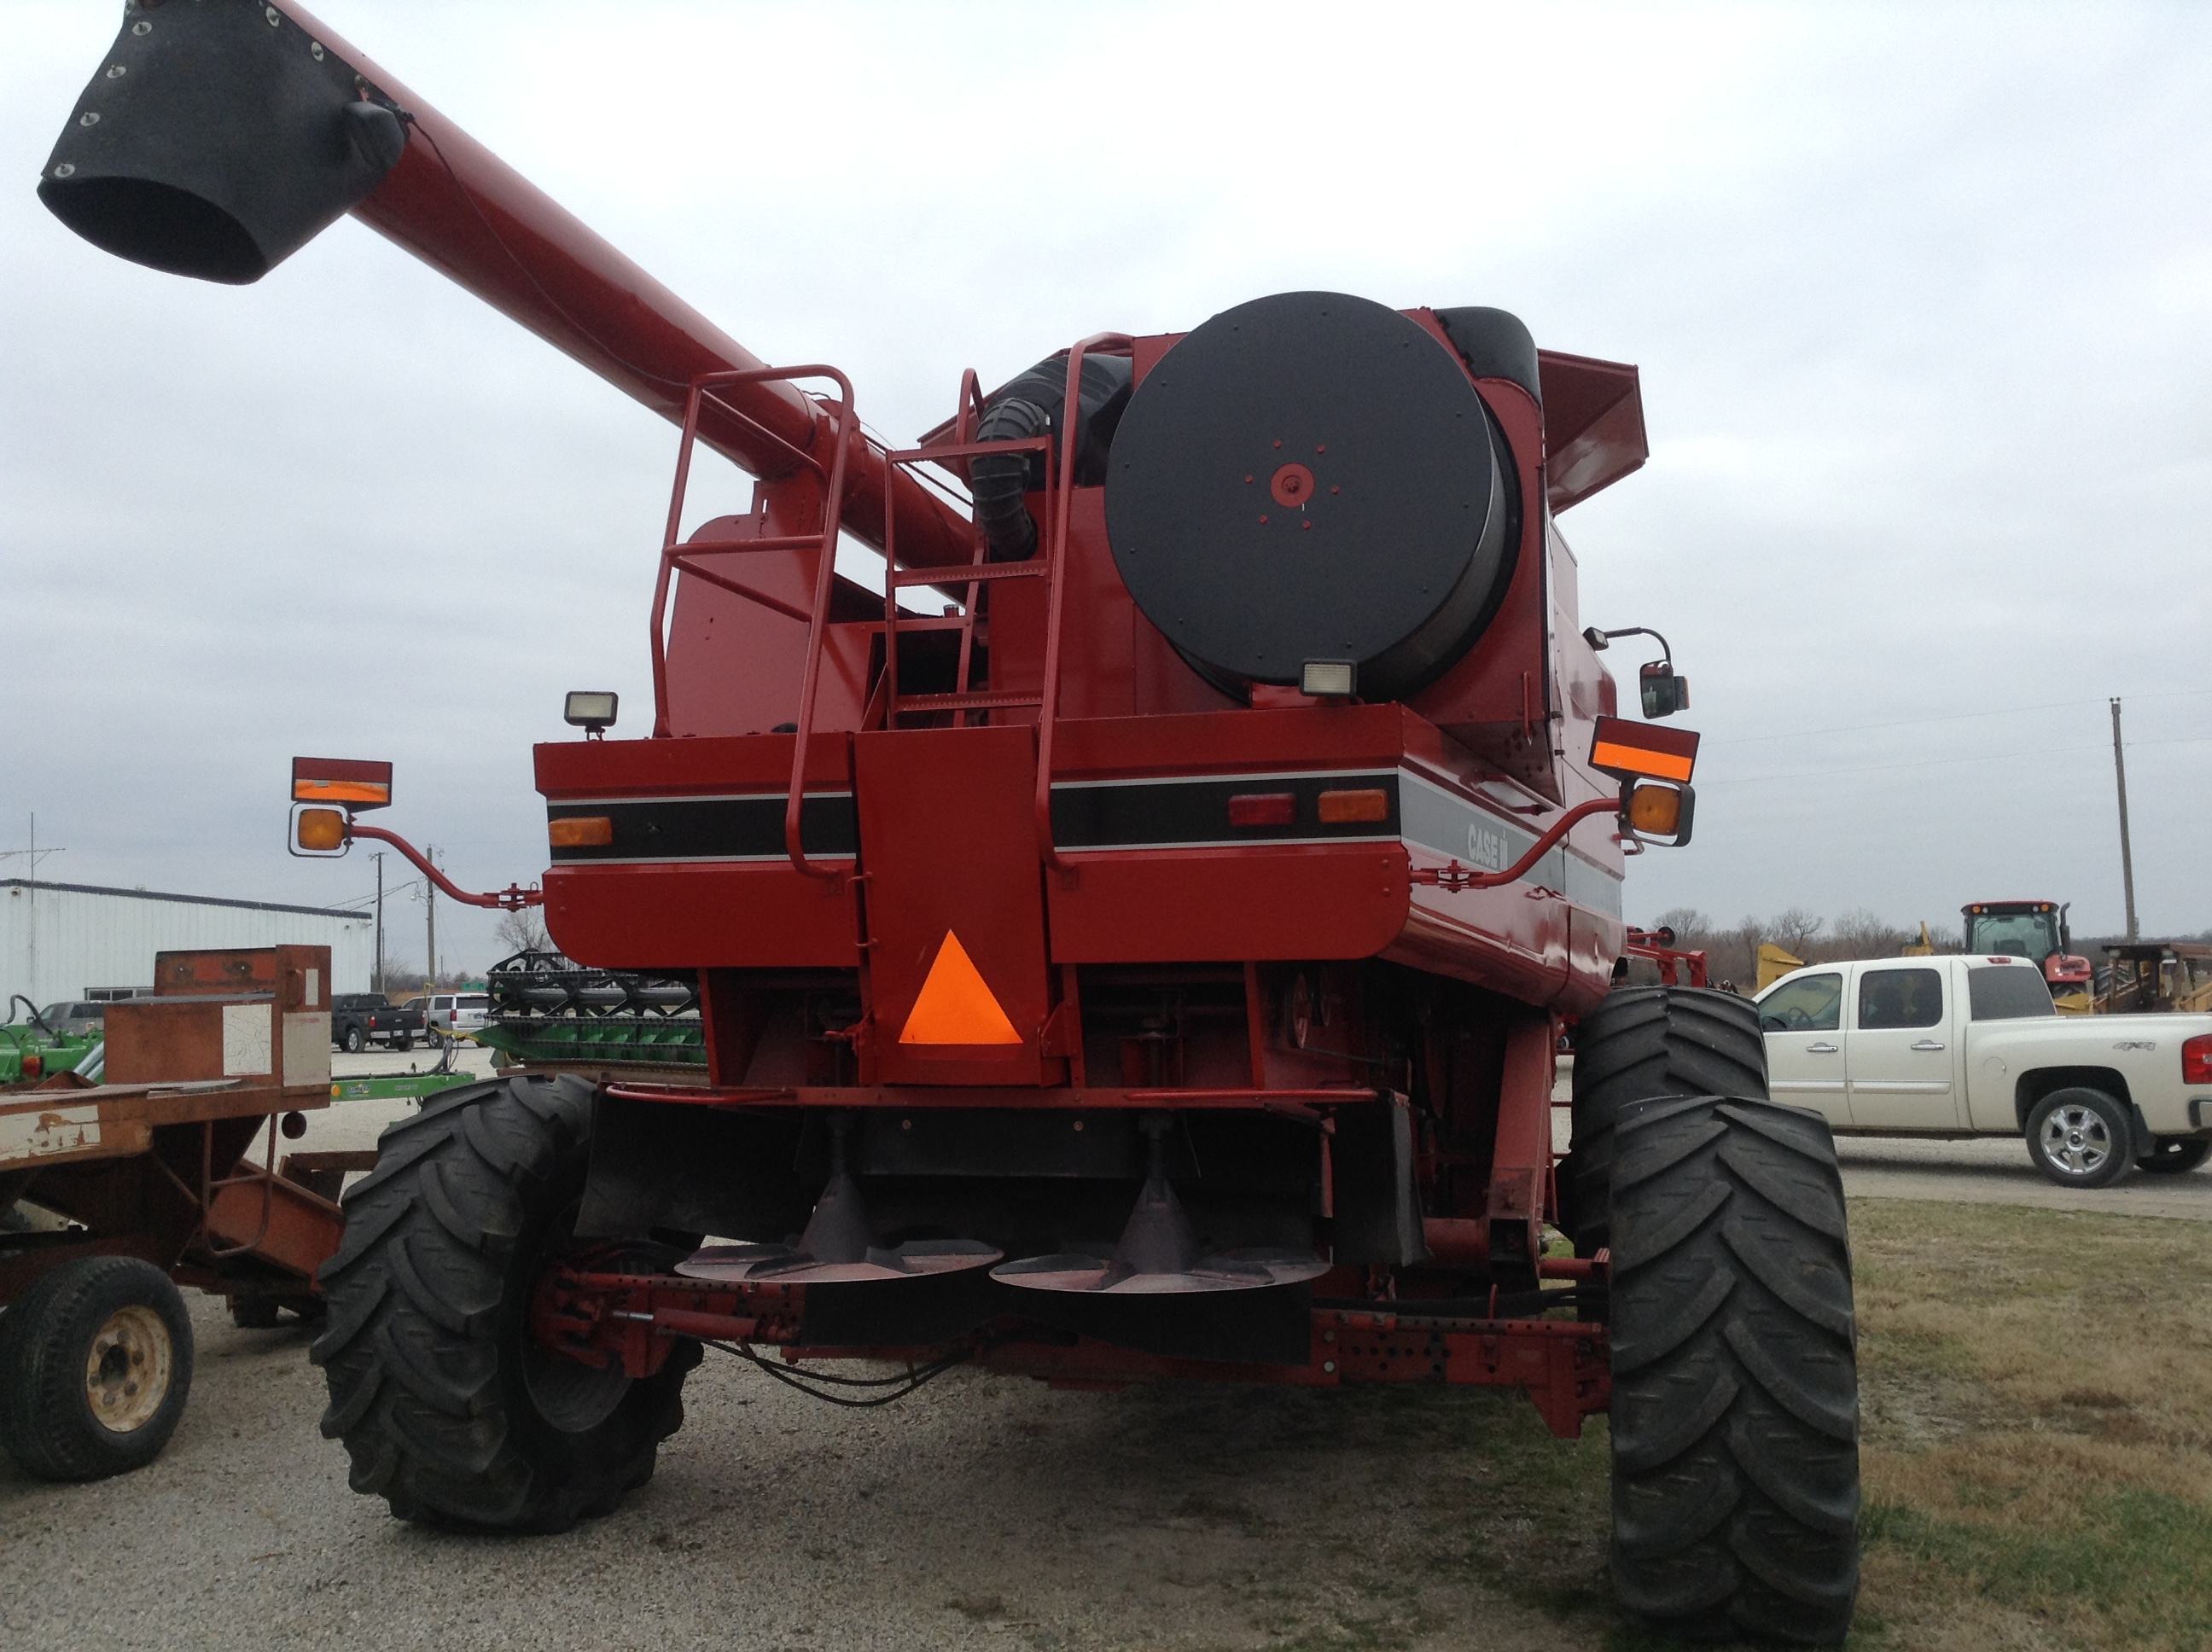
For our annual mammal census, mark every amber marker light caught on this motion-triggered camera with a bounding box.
[1316,788,1389,824]
[549,816,615,848]
[1625,783,1681,836]
[1622,780,1696,846]
[296,807,348,852]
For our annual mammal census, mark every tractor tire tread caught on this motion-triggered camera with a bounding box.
[1563,987,1766,1259]
[311,1073,695,1533]
[1609,1094,1860,1647]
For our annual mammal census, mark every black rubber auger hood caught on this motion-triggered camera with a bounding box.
[38,0,406,284]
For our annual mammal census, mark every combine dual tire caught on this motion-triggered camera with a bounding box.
[0,1255,195,1480]
[1607,1095,1860,1645]
[312,1073,697,1532]
[1563,986,1767,1262]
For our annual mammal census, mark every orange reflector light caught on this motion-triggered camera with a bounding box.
[1317,788,1388,824]
[549,816,615,848]
[899,932,1022,1045]
[295,808,348,852]
[1625,782,1683,836]
[292,755,393,811]
[1588,714,1698,782]
[1228,792,1295,827]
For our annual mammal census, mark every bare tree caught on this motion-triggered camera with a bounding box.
[1768,908,1826,954]
[1831,908,1908,961]
[375,954,421,997]
[495,906,550,957]
[1650,906,1712,941]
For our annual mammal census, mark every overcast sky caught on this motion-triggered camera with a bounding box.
[3,1,2207,978]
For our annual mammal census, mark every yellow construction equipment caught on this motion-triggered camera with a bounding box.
[1756,942,1805,992]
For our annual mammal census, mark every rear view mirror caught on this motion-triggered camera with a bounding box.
[1639,661,1690,719]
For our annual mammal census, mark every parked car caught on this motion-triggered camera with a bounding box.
[35,1001,107,1039]
[330,993,425,1053]
[1757,953,2212,1187]
[418,992,492,1035]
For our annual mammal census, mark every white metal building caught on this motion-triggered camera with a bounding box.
[1,880,375,1007]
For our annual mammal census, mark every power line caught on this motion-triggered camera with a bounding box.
[1705,687,2212,747]
[1701,734,2210,788]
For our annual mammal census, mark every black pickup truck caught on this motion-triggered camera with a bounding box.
[331,993,425,1053]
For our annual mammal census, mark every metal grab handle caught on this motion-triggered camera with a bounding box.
[1910,1039,1947,1052]
[1807,1042,1840,1054]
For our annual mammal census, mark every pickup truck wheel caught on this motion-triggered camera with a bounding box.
[342,1025,366,1054]
[1608,1095,1860,1646]
[0,1255,196,1480]
[1563,986,1767,1274]
[2137,1136,2211,1176]
[2025,1088,2135,1189]
[395,1035,414,1052]
[311,1073,697,1533]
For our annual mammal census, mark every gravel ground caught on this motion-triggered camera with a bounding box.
[1,1303,1603,1652]
[3,1053,2203,1648]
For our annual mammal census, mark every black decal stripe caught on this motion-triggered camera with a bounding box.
[547,794,857,864]
[1050,771,1400,850]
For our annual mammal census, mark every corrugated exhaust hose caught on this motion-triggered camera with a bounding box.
[969,353,1134,561]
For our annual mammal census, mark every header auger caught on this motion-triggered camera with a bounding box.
[42,3,1860,1640]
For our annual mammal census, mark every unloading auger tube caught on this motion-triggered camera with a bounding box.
[36,0,970,570]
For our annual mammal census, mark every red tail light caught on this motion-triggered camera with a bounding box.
[2185,1034,2212,1086]
[1227,793,1296,827]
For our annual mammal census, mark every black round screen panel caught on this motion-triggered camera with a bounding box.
[1104,291,1514,698]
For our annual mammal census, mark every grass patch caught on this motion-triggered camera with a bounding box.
[1848,1198,2212,1650]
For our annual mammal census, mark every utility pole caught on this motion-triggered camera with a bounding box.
[422,853,435,995]
[2110,697,2138,943]
[371,851,387,994]
[2,814,67,1003]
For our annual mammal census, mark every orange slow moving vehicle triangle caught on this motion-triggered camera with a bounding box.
[899,931,1024,1045]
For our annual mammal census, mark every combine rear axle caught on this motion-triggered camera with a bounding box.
[533,1261,1611,1436]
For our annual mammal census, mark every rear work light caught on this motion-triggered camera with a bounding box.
[2184,1034,2212,1086]
[1316,788,1389,823]
[1227,793,1295,827]
[549,816,615,849]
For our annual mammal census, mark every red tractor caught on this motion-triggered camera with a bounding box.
[40,6,1859,1642]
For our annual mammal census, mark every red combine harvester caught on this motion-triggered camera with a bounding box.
[41,5,1857,1641]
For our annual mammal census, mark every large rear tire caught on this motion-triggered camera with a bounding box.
[1608,1095,1860,1645]
[311,1073,698,1533]
[1563,986,1767,1262]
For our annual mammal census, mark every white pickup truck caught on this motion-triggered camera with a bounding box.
[1755,953,2212,1187]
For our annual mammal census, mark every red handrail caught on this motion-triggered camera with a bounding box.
[643,364,859,881]
[1034,334,1134,875]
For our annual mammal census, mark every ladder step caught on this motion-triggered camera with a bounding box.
[890,561,1045,589]
[892,690,1043,713]
[672,533,829,555]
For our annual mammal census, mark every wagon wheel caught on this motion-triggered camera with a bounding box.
[0,1255,196,1480]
